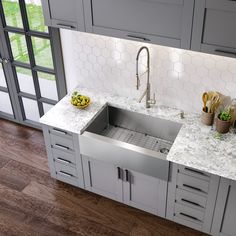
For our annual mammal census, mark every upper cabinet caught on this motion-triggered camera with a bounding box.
[211,178,236,236]
[191,0,236,58]
[41,0,85,31]
[83,0,195,49]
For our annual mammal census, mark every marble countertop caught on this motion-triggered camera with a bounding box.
[40,87,236,181]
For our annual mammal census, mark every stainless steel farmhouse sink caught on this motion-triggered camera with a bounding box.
[80,105,182,180]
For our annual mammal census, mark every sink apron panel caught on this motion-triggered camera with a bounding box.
[80,132,170,181]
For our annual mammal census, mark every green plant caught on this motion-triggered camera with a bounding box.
[219,111,232,121]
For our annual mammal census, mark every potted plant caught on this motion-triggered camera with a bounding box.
[216,110,232,134]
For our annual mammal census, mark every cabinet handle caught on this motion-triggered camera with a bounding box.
[57,23,75,29]
[183,184,204,193]
[88,161,93,186]
[58,171,74,178]
[127,35,150,42]
[117,167,122,179]
[56,157,71,164]
[181,198,202,208]
[125,169,129,182]
[52,128,67,135]
[54,144,69,151]
[179,212,201,222]
[184,167,207,177]
[215,49,236,56]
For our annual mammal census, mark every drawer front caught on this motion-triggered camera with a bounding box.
[176,188,207,210]
[174,203,205,224]
[49,126,73,139]
[56,171,80,187]
[55,161,78,177]
[178,165,210,182]
[177,173,209,195]
[52,148,76,165]
[50,134,74,151]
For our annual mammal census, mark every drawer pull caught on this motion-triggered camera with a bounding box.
[181,198,202,208]
[54,144,69,151]
[57,23,75,29]
[184,167,207,177]
[125,169,129,182]
[183,184,204,193]
[58,171,74,177]
[179,212,201,222]
[57,158,71,164]
[52,128,67,135]
[127,35,150,42]
[117,167,122,180]
[215,49,236,56]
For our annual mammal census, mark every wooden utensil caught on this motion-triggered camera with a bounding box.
[202,92,208,112]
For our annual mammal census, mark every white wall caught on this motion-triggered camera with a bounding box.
[60,30,236,113]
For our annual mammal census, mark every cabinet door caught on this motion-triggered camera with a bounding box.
[211,179,236,236]
[42,0,85,31]
[82,156,123,202]
[84,0,194,49]
[192,0,236,58]
[123,169,167,217]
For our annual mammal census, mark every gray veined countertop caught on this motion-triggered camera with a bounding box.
[40,87,236,181]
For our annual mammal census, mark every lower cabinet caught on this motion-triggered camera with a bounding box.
[42,124,84,188]
[82,155,167,217]
[211,178,236,236]
[166,164,220,234]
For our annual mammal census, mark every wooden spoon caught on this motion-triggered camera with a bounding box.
[202,92,208,112]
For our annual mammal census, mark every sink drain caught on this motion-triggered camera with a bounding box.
[160,148,169,154]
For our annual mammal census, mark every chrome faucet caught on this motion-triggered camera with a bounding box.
[136,46,156,108]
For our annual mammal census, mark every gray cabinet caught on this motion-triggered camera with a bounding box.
[211,178,236,236]
[192,0,236,58]
[82,155,167,216]
[42,125,84,188]
[82,156,123,202]
[167,164,220,234]
[41,0,85,31]
[84,0,194,49]
[123,169,167,217]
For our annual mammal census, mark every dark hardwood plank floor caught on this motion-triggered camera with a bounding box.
[0,118,209,236]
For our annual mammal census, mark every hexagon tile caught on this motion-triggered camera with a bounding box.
[61,30,236,113]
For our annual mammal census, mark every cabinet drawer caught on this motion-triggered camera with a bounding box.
[178,165,210,182]
[55,161,78,177]
[50,134,74,151]
[177,173,209,195]
[176,188,207,210]
[52,148,76,165]
[174,203,204,225]
[56,171,80,187]
[49,127,73,139]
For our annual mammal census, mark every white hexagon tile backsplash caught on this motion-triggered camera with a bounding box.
[61,30,236,113]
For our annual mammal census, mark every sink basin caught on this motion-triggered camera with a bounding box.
[80,105,182,180]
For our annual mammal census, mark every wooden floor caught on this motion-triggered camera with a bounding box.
[0,118,209,236]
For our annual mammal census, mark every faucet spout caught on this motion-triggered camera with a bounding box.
[136,46,156,108]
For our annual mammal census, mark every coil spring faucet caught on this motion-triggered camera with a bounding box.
[136,46,156,108]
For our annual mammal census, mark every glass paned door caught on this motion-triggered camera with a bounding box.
[0,54,14,116]
[0,0,66,127]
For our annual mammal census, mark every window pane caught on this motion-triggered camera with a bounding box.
[43,103,54,114]
[0,64,7,88]
[0,91,13,115]
[15,67,35,95]
[22,97,40,122]
[32,37,53,69]
[9,33,29,63]
[38,72,58,100]
[2,0,23,28]
[25,0,48,33]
